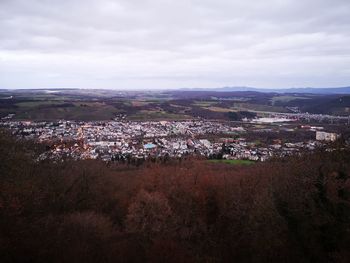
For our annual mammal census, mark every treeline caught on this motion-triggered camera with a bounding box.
[0,131,350,262]
[228,111,257,121]
[244,130,316,144]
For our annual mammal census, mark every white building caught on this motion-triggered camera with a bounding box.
[316,131,340,142]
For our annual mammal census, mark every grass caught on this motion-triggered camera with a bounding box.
[233,103,289,113]
[12,103,118,121]
[204,106,235,112]
[15,101,64,107]
[131,100,150,107]
[271,96,310,105]
[193,101,217,107]
[208,159,255,165]
[128,110,191,121]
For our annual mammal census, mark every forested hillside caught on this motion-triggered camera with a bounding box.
[1,131,350,263]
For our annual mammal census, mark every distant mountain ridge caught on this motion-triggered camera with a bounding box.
[188,86,350,94]
[1,86,350,94]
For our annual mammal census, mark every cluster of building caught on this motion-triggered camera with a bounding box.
[315,131,340,142]
[221,139,323,162]
[0,120,234,161]
[252,111,350,125]
[0,118,342,163]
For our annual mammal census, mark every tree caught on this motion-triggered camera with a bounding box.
[126,190,173,238]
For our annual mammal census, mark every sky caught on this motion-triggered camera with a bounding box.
[0,0,350,90]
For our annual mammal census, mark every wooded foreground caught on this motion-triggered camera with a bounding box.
[1,132,349,263]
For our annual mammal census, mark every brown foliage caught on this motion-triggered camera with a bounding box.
[126,190,173,237]
[0,132,350,262]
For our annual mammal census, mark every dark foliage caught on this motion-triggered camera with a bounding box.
[227,111,257,121]
[1,131,350,262]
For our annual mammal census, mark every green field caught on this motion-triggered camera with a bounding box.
[233,102,289,113]
[7,102,119,121]
[15,101,65,107]
[192,100,217,107]
[204,106,235,112]
[129,110,190,121]
[208,159,255,165]
[271,95,310,105]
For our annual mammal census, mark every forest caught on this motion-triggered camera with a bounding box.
[0,130,350,263]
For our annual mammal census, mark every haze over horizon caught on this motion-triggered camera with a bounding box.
[1,0,350,90]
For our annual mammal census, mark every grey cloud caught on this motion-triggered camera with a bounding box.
[0,0,349,89]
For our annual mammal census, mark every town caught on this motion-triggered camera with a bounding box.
[0,116,344,163]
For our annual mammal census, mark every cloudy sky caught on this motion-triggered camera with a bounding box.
[0,0,349,89]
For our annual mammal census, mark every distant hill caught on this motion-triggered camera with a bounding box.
[190,86,350,94]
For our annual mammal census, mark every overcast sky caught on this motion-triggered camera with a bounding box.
[0,0,349,89]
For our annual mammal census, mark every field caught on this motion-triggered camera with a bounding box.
[204,106,235,112]
[128,110,191,121]
[270,95,310,105]
[12,102,119,121]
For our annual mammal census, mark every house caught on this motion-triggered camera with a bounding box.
[316,131,340,142]
[144,143,157,149]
